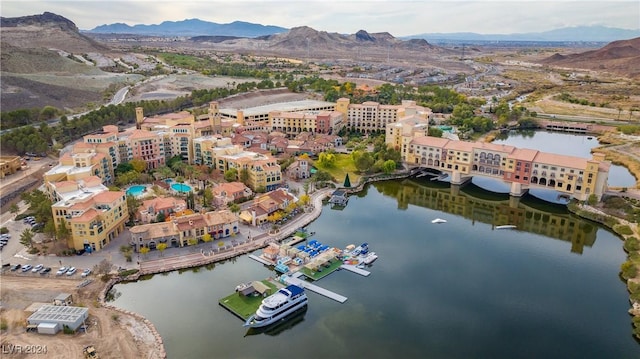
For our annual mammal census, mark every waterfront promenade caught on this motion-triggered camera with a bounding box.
[137,187,333,276]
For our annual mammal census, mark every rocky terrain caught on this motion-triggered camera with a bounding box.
[540,37,640,79]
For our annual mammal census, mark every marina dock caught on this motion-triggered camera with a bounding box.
[283,275,348,303]
[248,254,273,266]
[340,264,370,276]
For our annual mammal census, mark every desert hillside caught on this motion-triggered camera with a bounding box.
[540,37,640,79]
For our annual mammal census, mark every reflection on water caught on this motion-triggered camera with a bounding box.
[375,178,597,254]
[244,305,308,337]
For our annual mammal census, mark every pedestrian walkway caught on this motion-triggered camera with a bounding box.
[137,188,333,276]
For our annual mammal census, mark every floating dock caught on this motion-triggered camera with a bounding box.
[248,254,273,266]
[340,264,370,276]
[283,275,348,303]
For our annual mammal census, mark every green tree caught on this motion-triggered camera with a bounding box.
[428,127,443,138]
[354,152,374,173]
[202,188,213,208]
[382,160,396,174]
[140,246,150,258]
[344,173,352,187]
[20,229,34,248]
[240,168,250,185]
[56,222,71,242]
[156,212,166,222]
[224,168,238,182]
[317,152,336,167]
[130,158,147,173]
[126,195,141,222]
[115,162,134,175]
[229,203,241,214]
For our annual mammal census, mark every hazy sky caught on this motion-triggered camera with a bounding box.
[2,1,639,36]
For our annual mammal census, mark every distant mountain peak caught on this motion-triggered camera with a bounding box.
[355,30,375,42]
[86,18,287,37]
[0,11,78,32]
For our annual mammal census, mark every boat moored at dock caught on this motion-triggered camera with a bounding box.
[244,285,308,328]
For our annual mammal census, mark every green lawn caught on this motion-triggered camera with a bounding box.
[314,154,361,185]
[218,280,279,320]
[299,259,344,281]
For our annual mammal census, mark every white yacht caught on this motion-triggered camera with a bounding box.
[244,285,308,328]
[360,252,378,265]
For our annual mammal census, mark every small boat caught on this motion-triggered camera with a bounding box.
[496,225,517,230]
[431,218,447,224]
[351,243,369,256]
[360,252,378,265]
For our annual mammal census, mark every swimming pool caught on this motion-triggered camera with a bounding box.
[126,185,146,197]
[171,183,192,193]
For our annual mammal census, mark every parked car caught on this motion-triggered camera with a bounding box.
[10,264,21,271]
[32,264,44,273]
[0,233,10,239]
[41,267,52,275]
[81,268,92,278]
[66,267,77,276]
[56,267,68,275]
[21,264,33,272]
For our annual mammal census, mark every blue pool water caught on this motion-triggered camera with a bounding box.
[126,185,146,197]
[171,183,192,193]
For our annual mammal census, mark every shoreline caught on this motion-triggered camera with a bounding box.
[97,187,333,357]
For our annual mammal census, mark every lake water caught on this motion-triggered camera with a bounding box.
[110,178,639,358]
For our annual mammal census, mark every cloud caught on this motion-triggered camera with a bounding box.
[1,0,638,35]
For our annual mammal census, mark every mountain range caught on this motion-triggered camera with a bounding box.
[86,19,640,42]
[405,26,640,43]
[87,19,287,37]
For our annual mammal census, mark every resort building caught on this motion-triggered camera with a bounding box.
[219,99,336,130]
[385,114,430,157]
[0,156,22,178]
[135,196,187,224]
[50,183,128,252]
[44,143,115,185]
[239,188,297,226]
[269,110,345,137]
[118,129,167,170]
[128,209,239,251]
[404,135,610,201]
[211,182,253,207]
[336,98,432,133]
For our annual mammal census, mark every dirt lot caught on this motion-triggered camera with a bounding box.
[0,276,161,359]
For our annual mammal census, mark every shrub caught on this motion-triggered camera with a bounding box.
[615,225,634,236]
[0,319,7,331]
[0,227,8,234]
[621,261,638,280]
[63,325,75,334]
[624,237,640,252]
[119,269,139,277]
